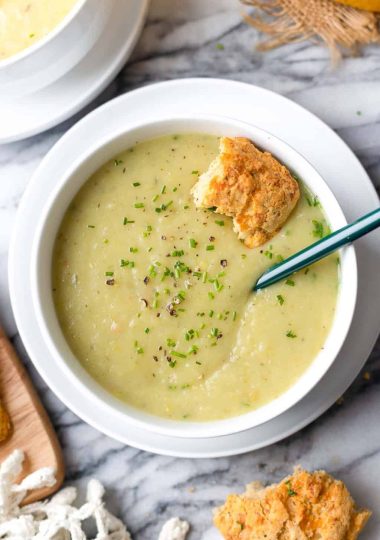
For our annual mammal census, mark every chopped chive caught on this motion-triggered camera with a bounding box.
[216,43,224,50]
[136,347,144,354]
[161,185,167,194]
[241,253,247,259]
[105,271,114,277]
[232,311,237,321]
[215,220,224,226]
[188,345,199,355]
[285,278,295,286]
[208,292,215,300]
[202,271,208,283]
[120,259,135,268]
[129,247,138,253]
[87,224,95,228]
[123,217,135,225]
[312,219,324,238]
[114,159,123,166]
[144,327,150,334]
[152,194,159,202]
[286,330,297,338]
[168,360,177,368]
[171,249,184,257]
[277,294,285,305]
[134,202,144,208]
[170,351,187,358]
[191,170,199,175]
[189,238,197,248]
[132,182,141,187]
[206,245,215,251]
[209,310,214,317]
[167,338,176,347]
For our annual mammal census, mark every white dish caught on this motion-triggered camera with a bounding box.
[0,0,112,99]
[31,114,356,439]
[0,0,149,144]
[9,78,380,457]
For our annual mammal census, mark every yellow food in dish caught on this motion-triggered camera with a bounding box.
[0,0,78,60]
[214,468,371,539]
[52,134,338,422]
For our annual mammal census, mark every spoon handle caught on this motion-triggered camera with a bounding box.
[254,207,380,291]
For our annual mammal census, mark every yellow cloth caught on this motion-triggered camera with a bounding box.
[335,0,380,11]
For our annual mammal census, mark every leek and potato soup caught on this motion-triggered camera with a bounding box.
[52,134,339,421]
[0,0,78,60]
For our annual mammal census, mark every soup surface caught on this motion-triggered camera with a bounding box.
[53,134,339,421]
[0,0,78,60]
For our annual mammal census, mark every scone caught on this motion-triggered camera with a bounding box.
[214,468,371,540]
[191,137,300,248]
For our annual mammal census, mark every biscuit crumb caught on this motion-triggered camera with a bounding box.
[214,468,370,539]
[0,400,11,443]
[191,137,300,248]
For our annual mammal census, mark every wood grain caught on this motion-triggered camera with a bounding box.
[0,326,64,503]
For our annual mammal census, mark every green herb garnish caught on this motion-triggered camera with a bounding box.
[312,219,324,238]
[285,480,297,496]
[123,217,135,225]
[277,294,285,305]
[170,351,187,359]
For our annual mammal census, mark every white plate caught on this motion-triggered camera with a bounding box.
[9,78,380,458]
[0,0,149,144]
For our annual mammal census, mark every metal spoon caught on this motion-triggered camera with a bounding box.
[254,207,380,291]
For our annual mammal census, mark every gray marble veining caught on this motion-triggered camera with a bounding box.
[1,1,380,538]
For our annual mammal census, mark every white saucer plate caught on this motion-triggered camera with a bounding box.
[0,0,149,144]
[9,78,380,458]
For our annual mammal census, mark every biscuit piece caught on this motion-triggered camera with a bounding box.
[214,468,370,540]
[191,137,300,248]
[0,400,11,443]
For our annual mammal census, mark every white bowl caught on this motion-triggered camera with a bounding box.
[31,115,357,439]
[0,0,113,98]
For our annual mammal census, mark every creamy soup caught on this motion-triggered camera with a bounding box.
[0,0,78,60]
[52,134,339,421]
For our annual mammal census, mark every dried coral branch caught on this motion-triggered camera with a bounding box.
[241,0,380,62]
[0,450,189,540]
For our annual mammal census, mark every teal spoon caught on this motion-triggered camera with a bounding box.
[254,207,380,291]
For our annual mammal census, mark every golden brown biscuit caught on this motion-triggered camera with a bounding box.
[191,137,300,248]
[0,399,11,443]
[214,468,371,540]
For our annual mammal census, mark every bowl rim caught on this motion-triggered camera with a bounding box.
[0,0,87,68]
[30,114,358,439]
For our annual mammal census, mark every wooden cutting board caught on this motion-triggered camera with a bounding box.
[0,326,64,504]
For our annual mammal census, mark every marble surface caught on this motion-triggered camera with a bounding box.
[1,0,380,538]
